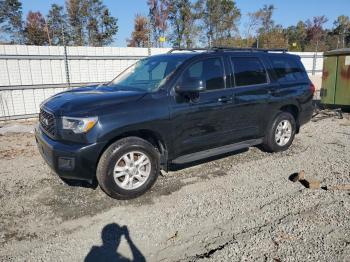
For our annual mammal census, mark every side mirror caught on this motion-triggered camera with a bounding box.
[175,79,206,94]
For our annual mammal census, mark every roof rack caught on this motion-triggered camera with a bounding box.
[167,48,210,53]
[212,47,288,53]
[167,47,288,54]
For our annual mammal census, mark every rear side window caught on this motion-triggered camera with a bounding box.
[270,56,306,82]
[231,57,268,87]
[181,57,225,90]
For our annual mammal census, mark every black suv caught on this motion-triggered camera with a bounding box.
[35,48,314,199]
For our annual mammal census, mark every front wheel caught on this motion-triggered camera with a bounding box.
[96,137,160,199]
[262,112,296,152]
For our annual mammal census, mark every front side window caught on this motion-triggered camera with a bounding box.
[231,57,268,87]
[107,55,187,92]
[180,57,225,90]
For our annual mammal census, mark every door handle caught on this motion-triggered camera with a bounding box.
[218,96,232,103]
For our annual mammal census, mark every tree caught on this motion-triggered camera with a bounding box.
[257,5,275,34]
[333,15,350,48]
[148,0,171,47]
[285,21,307,51]
[127,14,149,47]
[215,0,241,46]
[47,4,69,45]
[66,0,118,46]
[249,4,275,48]
[85,0,118,46]
[305,16,328,52]
[325,29,339,50]
[259,25,288,49]
[244,4,287,49]
[0,0,23,43]
[1,0,118,46]
[86,0,102,46]
[243,11,262,47]
[197,0,241,47]
[99,8,118,46]
[66,0,87,45]
[168,0,199,48]
[24,11,48,45]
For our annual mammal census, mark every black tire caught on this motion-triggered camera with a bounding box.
[96,137,160,199]
[262,111,296,153]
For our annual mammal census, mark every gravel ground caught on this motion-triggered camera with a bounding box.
[0,113,349,262]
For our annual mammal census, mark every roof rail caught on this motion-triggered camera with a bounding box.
[212,46,288,53]
[167,47,288,54]
[167,48,210,53]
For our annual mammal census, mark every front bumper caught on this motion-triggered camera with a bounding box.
[35,126,105,182]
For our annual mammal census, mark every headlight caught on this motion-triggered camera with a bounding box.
[61,116,98,134]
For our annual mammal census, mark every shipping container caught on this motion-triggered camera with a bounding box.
[320,49,350,108]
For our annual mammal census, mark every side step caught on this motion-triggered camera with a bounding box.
[172,138,263,164]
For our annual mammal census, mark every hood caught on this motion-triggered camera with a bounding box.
[42,85,147,116]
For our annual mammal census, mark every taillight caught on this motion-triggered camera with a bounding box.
[310,82,316,95]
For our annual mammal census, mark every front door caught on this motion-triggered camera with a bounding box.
[169,56,235,158]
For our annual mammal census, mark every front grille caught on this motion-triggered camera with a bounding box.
[39,108,56,137]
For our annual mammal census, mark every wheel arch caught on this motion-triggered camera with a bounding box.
[279,104,300,133]
[97,129,169,174]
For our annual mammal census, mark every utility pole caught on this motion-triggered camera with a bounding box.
[61,25,71,89]
[148,16,152,56]
[44,19,52,46]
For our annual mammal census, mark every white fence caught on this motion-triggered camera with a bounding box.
[0,45,323,120]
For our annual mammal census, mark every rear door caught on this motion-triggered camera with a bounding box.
[228,55,271,141]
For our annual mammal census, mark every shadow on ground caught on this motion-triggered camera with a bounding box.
[85,223,146,262]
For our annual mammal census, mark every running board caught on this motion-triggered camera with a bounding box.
[172,138,263,164]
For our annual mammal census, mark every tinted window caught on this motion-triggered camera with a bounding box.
[270,56,306,82]
[231,57,267,87]
[181,57,225,90]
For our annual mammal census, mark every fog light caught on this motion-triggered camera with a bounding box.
[58,157,75,170]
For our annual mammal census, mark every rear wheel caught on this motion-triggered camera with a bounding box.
[262,112,296,152]
[97,137,160,199]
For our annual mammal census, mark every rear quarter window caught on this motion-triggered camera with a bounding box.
[270,56,307,82]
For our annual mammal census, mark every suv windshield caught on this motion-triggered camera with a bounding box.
[107,55,188,92]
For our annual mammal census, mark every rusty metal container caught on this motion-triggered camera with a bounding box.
[320,49,350,107]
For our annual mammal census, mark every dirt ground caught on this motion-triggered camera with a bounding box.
[0,113,349,262]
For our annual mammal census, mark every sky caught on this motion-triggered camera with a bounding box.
[21,0,350,47]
